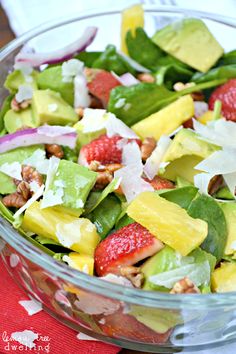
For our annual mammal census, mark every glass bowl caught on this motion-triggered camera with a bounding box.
[1,6,236,353]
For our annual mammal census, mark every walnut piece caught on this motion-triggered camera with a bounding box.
[137,73,155,83]
[141,137,157,161]
[11,97,31,112]
[16,181,31,200]
[95,171,113,190]
[22,165,43,186]
[89,161,123,189]
[173,82,204,101]
[2,192,27,208]
[170,277,200,294]
[208,175,224,196]
[120,266,144,288]
[45,144,64,159]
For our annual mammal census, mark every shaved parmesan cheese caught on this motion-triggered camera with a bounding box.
[194,172,213,195]
[48,103,58,112]
[41,188,64,208]
[13,184,45,218]
[194,101,208,118]
[223,172,236,198]
[29,181,40,193]
[195,148,236,175]
[193,118,236,148]
[80,108,107,133]
[76,333,98,341]
[23,149,49,175]
[37,125,75,137]
[41,156,60,208]
[0,162,22,180]
[105,113,138,139]
[11,330,38,349]
[19,299,42,316]
[56,220,83,248]
[143,135,171,180]
[74,74,91,108]
[122,141,142,167]
[15,85,33,103]
[62,58,84,82]
[14,61,33,77]
[10,254,20,267]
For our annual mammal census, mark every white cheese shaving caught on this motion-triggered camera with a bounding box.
[0,162,22,180]
[11,330,38,349]
[41,156,60,208]
[143,135,171,180]
[10,254,20,267]
[105,112,138,139]
[14,184,45,219]
[114,98,126,108]
[56,220,83,248]
[194,172,214,195]
[74,74,91,108]
[23,149,49,175]
[195,148,236,175]
[15,85,33,103]
[14,61,33,76]
[122,141,142,167]
[41,188,64,208]
[29,181,40,193]
[19,299,42,316]
[223,172,236,198]
[62,58,84,82]
[76,333,98,341]
[80,108,107,133]
[48,103,58,112]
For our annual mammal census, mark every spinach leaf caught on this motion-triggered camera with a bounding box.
[62,146,78,163]
[35,235,61,246]
[92,45,136,75]
[84,178,119,214]
[0,95,13,132]
[88,195,121,239]
[126,28,164,70]
[192,64,236,84]
[115,214,134,230]
[108,79,226,126]
[159,186,198,210]
[217,50,236,66]
[187,195,227,262]
[75,51,102,67]
[155,64,193,89]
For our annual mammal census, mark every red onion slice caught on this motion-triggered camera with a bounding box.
[0,127,77,153]
[15,27,98,67]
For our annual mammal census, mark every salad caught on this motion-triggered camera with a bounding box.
[1,4,236,296]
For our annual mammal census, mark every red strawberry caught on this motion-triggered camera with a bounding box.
[95,311,172,344]
[144,176,175,191]
[87,70,121,106]
[78,134,141,166]
[209,79,236,121]
[94,222,163,276]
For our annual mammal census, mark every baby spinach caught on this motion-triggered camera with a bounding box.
[217,50,236,66]
[159,186,198,210]
[87,195,121,239]
[187,195,227,262]
[155,64,193,88]
[75,51,102,67]
[108,79,226,126]
[115,214,134,230]
[192,64,236,84]
[92,45,136,75]
[126,28,164,70]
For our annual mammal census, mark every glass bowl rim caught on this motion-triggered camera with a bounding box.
[1,5,236,309]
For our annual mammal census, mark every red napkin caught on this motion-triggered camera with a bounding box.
[0,259,120,354]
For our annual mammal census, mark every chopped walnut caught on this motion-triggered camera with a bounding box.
[22,165,43,186]
[2,192,27,208]
[89,161,123,189]
[90,95,104,109]
[88,160,101,172]
[99,163,123,173]
[173,82,204,101]
[45,144,64,159]
[141,137,157,161]
[191,91,205,102]
[137,73,155,83]
[95,171,113,190]
[208,175,224,196]
[16,181,31,200]
[120,266,144,288]
[11,97,31,112]
[170,277,200,294]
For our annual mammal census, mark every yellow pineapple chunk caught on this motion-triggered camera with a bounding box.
[198,110,214,124]
[63,253,94,275]
[127,192,208,256]
[22,201,100,256]
[121,4,144,54]
[212,262,236,292]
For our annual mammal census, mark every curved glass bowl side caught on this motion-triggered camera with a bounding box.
[1,6,236,351]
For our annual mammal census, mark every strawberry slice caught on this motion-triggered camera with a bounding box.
[87,70,121,106]
[95,311,172,344]
[94,222,163,276]
[144,176,175,191]
[209,79,236,121]
[78,134,141,166]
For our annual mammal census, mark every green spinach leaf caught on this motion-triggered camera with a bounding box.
[187,195,227,262]
[192,64,236,84]
[217,50,236,66]
[75,51,102,67]
[159,186,198,210]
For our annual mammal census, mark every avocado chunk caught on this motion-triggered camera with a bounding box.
[132,95,194,140]
[4,70,38,93]
[37,66,74,106]
[160,129,219,182]
[32,89,77,126]
[152,18,224,73]
[4,108,38,133]
[0,145,44,194]
[41,159,97,216]
[221,203,236,257]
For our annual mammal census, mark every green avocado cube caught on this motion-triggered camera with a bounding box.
[152,18,224,73]
[4,108,38,133]
[32,89,77,126]
[41,159,97,216]
[0,146,44,194]
[4,70,38,93]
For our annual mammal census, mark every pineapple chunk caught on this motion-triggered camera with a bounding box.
[198,111,214,124]
[212,262,236,292]
[132,95,194,140]
[121,4,144,54]
[127,192,208,256]
[63,253,94,275]
[22,201,100,256]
